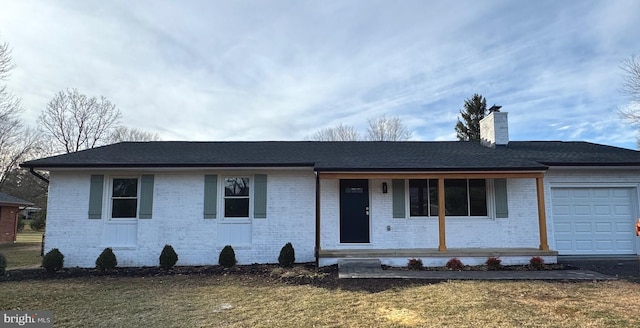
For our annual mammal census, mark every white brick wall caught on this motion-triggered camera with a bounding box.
[46,167,640,268]
[45,170,316,267]
[321,178,541,250]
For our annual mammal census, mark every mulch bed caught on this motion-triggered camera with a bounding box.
[1,261,575,291]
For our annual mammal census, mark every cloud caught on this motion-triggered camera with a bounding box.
[0,0,639,149]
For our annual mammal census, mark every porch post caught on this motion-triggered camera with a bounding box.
[536,176,550,251]
[438,178,447,251]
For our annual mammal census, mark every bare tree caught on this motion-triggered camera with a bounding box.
[306,124,359,141]
[110,126,161,143]
[0,38,44,188]
[39,89,122,153]
[619,54,640,124]
[366,115,412,141]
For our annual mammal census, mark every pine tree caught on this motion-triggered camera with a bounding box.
[455,94,488,141]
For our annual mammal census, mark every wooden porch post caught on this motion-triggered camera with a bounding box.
[536,176,550,251]
[438,178,447,251]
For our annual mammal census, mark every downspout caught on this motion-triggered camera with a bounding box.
[28,168,50,184]
[315,171,320,268]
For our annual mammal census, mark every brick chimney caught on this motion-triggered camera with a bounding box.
[480,111,509,147]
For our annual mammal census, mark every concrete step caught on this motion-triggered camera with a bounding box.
[337,259,382,270]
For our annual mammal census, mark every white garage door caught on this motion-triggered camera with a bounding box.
[552,187,637,255]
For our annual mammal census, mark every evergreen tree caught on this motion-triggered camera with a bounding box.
[455,94,491,141]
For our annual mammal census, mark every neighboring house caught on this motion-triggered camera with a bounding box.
[0,192,33,243]
[20,112,640,267]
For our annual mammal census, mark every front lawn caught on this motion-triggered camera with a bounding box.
[0,242,41,269]
[1,273,639,327]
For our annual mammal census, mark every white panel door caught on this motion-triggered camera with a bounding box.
[552,187,637,255]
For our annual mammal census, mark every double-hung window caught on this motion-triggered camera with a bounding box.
[409,179,488,217]
[111,178,139,219]
[224,177,250,218]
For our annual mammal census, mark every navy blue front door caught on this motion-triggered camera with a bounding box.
[340,179,370,243]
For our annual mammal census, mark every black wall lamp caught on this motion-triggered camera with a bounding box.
[382,182,388,193]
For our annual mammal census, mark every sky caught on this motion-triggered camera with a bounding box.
[1,0,639,148]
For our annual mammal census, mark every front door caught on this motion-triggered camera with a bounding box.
[340,179,370,243]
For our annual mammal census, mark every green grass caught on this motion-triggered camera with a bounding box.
[16,223,44,243]
[0,224,43,269]
[0,276,639,327]
[2,230,640,327]
[0,242,41,269]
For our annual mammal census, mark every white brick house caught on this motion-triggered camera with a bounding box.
[22,112,640,267]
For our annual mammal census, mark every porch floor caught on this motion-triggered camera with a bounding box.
[319,248,558,258]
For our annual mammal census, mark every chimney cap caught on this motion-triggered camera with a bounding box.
[488,104,502,113]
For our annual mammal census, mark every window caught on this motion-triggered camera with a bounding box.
[409,179,438,216]
[409,179,487,217]
[111,178,138,219]
[224,177,250,218]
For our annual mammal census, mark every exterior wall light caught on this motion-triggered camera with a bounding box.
[382,182,388,193]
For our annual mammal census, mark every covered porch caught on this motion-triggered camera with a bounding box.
[315,171,556,267]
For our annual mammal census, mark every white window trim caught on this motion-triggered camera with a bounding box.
[107,175,141,221]
[406,178,494,219]
[220,175,253,222]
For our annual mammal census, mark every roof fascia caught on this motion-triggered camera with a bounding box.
[38,166,315,172]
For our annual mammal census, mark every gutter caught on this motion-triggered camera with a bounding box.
[28,168,50,184]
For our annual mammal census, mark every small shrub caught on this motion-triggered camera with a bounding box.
[529,256,545,270]
[446,258,464,270]
[486,257,502,271]
[96,247,118,272]
[218,245,237,268]
[407,258,424,270]
[0,253,6,275]
[159,244,178,270]
[278,242,295,267]
[42,248,64,273]
[30,213,46,231]
[17,217,25,232]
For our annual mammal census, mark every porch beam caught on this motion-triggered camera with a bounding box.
[438,178,447,251]
[318,172,545,180]
[536,177,550,251]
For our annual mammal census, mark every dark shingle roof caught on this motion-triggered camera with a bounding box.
[20,140,640,172]
[0,192,33,206]
[502,141,640,166]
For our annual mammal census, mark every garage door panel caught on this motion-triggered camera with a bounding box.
[616,240,634,252]
[595,240,615,252]
[593,205,610,215]
[614,205,631,215]
[615,223,629,232]
[573,205,590,215]
[553,204,571,216]
[575,240,593,251]
[555,240,572,250]
[552,187,637,255]
[613,189,632,198]
[595,223,612,232]
[574,222,592,233]
[572,189,590,198]
[552,189,570,198]
[555,223,571,233]
[592,189,610,198]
